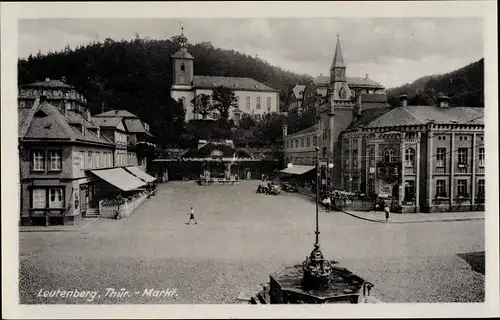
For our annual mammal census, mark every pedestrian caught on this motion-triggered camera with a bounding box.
[384,204,391,221]
[186,206,198,225]
[261,173,265,182]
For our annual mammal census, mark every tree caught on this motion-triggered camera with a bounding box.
[211,85,238,125]
[191,93,212,119]
[238,114,256,130]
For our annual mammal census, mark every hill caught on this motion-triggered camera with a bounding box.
[386,58,484,108]
[17,36,311,147]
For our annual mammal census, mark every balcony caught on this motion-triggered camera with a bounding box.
[435,167,446,174]
[477,167,485,174]
[456,164,469,174]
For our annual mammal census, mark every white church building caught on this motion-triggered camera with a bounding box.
[170,29,280,123]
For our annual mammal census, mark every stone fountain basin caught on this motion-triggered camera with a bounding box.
[268,262,370,303]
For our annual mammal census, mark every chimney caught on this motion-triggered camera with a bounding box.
[45,78,50,82]
[399,94,408,108]
[86,109,91,121]
[365,74,369,80]
[62,99,69,116]
[61,76,67,83]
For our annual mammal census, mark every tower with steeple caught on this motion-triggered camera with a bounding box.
[171,27,194,88]
[329,35,352,103]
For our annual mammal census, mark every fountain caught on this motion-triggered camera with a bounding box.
[249,147,375,304]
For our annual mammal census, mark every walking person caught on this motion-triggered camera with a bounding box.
[186,206,198,225]
[384,204,391,222]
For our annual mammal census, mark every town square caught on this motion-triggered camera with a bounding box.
[2,3,498,318]
[20,180,484,304]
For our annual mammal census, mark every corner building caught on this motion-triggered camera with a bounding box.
[283,37,485,213]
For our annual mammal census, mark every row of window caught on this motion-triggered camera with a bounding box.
[32,188,64,209]
[289,157,315,166]
[435,179,485,198]
[286,136,318,149]
[244,97,273,111]
[78,151,114,170]
[32,150,61,171]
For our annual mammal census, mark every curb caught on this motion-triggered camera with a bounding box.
[341,210,485,224]
[19,218,98,233]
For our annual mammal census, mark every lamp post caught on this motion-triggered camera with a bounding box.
[315,147,320,248]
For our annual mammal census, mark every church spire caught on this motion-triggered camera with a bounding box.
[330,34,346,69]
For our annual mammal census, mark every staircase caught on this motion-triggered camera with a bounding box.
[84,208,100,218]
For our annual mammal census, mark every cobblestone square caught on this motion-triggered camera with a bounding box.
[19,181,485,304]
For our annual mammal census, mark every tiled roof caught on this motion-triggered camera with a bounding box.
[365,105,484,128]
[123,118,147,134]
[312,75,384,89]
[405,106,484,125]
[92,117,126,131]
[286,124,319,138]
[22,79,74,89]
[348,107,393,129]
[18,98,40,138]
[66,110,97,128]
[95,109,138,118]
[193,76,279,92]
[348,77,385,89]
[21,102,113,146]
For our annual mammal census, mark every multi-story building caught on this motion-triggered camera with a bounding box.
[283,36,485,213]
[169,29,280,123]
[18,79,156,226]
[93,109,155,171]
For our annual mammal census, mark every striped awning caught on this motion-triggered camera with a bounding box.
[124,166,156,183]
[279,165,315,175]
[91,168,146,191]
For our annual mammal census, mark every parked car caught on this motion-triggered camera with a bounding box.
[281,182,297,192]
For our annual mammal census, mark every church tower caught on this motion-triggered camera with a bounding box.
[329,35,351,103]
[171,27,194,88]
[170,27,196,122]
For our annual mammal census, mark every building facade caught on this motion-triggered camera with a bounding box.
[283,37,485,213]
[18,79,156,226]
[170,29,280,123]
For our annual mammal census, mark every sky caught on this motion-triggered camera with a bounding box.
[18,18,484,88]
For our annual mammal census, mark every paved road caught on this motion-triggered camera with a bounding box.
[19,181,485,304]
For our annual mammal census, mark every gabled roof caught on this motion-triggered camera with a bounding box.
[365,105,484,128]
[193,76,279,92]
[95,109,138,118]
[92,117,126,131]
[22,79,74,89]
[20,101,113,146]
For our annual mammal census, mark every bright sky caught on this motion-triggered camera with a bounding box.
[18,18,483,88]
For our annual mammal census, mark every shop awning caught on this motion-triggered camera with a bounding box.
[91,168,146,191]
[279,165,315,175]
[124,166,156,183]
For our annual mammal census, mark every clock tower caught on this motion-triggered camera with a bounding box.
[329,35,351,101]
